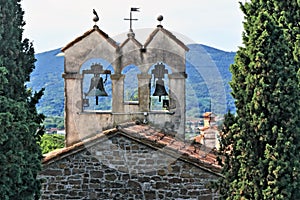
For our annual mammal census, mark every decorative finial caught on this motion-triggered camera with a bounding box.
[93,9,99,23]
[157,15,163,27]
[124,7,140,34]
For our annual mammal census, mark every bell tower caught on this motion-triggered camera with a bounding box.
[62,10,189,146]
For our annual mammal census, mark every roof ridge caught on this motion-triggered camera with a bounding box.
[61,26,118,52]
[144,26,189,51]
[42,122,221,175]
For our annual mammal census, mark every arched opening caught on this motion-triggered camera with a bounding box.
[148,63,172,111]
[122,64,141,103]
[80,58,114,111]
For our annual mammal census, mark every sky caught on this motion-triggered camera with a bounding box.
[21,0,245,53]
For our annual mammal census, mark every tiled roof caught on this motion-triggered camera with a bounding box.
[42,128,119,164]
[203,112,212,117]
[42,122,221,175]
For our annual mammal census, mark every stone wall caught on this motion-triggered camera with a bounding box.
[40,134,219,199]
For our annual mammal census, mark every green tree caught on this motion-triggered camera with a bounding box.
[0,0,44,199]
[216,1,300,199]
[40,134,65,154]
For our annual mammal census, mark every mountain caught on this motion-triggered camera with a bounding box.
[27,48,64,116]
[186,44,236,117]
[27,44,236,117]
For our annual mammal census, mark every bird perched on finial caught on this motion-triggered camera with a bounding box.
[93,9,99,23]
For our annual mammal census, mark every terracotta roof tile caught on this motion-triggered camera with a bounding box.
[203,112,212,117]
[42,128,118,164]
[43,122,221,174]
[117,122,221,174]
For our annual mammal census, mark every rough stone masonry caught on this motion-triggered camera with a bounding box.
[39,126,221,199]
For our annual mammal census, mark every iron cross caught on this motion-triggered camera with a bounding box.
[124,8,140,31]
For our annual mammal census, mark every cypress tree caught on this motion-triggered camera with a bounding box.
[216,0,300,199]
[0,0,44,199]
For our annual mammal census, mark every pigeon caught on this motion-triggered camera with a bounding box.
[93,9,99,22]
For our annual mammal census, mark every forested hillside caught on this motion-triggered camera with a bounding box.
[27,48,64,116]
[27,44,235,117]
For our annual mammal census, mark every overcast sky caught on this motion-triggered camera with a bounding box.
[22,0,245,53]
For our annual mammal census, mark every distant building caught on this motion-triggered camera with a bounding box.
[57,130,65,135]
[46,128,58,134]
[193,112,221,150]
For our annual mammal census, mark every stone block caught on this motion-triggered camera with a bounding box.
[199,194,213,200]
[158,169,166,176]
[180,173,192,178]
[72,168,85,174]
[145,159,155,164]
[155,181,170,189]
[171,165,181,173]
[105,173,117,181]
[111,160,124,165]
[89,183,101,189]
[138,176,150,183]
[47,184,57,190]
[180,188,188,195]
[117,166,128,172]
[169,177,181,183]
[144,191,156,199]
[122,174,130,181]
[41,169,63,176]
[54,190,68,195]
[67,174,81,180]
[158,193,165,199]
[49,194,61,199]
[68,179,82,186]
[90,178,101,183]
[152,176,162,181]
[187,190,201,196]
[57,184,65,190]
[90,170,103,178]
[144,171,156,176]
[64,169,71,175]
[111,182,123,188]
[127,180,142,190]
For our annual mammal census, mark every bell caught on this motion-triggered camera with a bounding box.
[86,75,108,105]
[153,79,168,102]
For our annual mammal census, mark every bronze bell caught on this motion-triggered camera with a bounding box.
[153,79,168,102]
[86,74,108,105]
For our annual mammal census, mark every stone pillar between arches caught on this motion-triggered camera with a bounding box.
[111,74,125,114]
[137,74,152,112]
[168,72,187,139]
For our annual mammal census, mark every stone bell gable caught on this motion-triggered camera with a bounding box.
[62,26,119,71]
[144,26,189,69]
[62,24,189,146]
[42,10,223,200]
[40,123,221,199]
